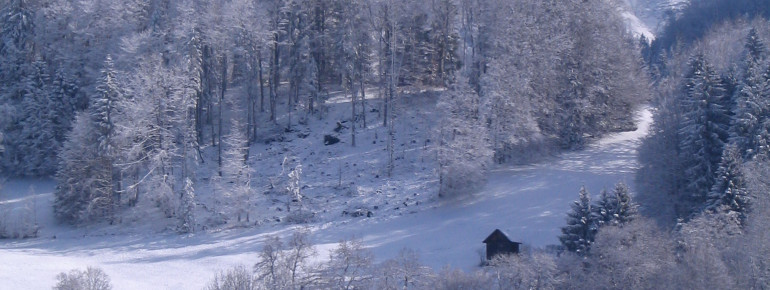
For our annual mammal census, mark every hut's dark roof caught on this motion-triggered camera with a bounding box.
[483,229,521,244]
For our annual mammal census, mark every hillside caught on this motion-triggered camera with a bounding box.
[0,105,651,289]
[0,0,668,288]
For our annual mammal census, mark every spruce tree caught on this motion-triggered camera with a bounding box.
[49,69,81,141]
[593,189,616,228]
[593,182,637,228]
[679,54,730,209]
[560,186,596,256]
[731,30,770,159]
[0,0,35,173]
[611,181,637,225]
[707,144,750,226]
[55,56,121,223]
[18,57,55,176]
[0,0,34,99]
[88,55,120,221]
[54,113,95,223]
[745,28,766,63]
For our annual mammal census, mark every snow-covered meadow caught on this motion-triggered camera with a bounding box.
[0,106,651,289]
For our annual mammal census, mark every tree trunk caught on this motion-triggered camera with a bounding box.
[218,54,227,176]
[351,77,357,147]
[259,50,265,113]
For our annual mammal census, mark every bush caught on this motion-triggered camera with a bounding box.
[284,210,315,224]
[206,265,255,290]
[321,238,374,289]
[53,267,112,290]
[0,204,38,239]
[254,230,317,289]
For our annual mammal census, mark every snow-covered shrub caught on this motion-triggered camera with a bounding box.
[319,238,374,289]
[372,248,432,289]
[584,219,675,289]
[206,265,255,290]
[53,267,112,290]
[486,251,559,289]
[726,159,770,288]
[150,174,178,218]
[433,267,493,290]
[254,230,317,289]
[284,210,315,224]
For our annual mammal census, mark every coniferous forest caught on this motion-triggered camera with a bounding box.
[0,0,646,224]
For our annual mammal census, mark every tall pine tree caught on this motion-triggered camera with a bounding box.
[560,186,596,256]
[0,0,35,174]
[594,181,638,228]
[593,188,616,228]
[730,29,770,159]
[55,56,122,223]
[679,54,730,212]
[18,57,55,176]
[745,28,766,62]
[706,144,750,226]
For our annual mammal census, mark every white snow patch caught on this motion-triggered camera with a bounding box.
[622,11,656,40]
[0,105,653,289]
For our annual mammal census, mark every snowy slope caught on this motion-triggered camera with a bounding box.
[0,107,651,289]
[622,11,656,40]
[622,0,689,34]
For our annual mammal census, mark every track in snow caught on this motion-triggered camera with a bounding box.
[0,108,651,289]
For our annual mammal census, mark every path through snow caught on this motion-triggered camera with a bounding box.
[0,107,652,289]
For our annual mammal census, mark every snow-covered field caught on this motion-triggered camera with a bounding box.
[0,106,651,289]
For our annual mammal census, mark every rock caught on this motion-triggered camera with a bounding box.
[324,135,340,145]
[334,121,347,132]
[343,208,373,218]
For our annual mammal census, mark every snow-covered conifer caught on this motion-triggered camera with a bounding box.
[707,144,750,226]
[18,57,55,176]
[611,182,638,226]
[679,54,730,208]
[594,182,639,228]
[731,30,770,159]
[593,189,617,228]
[55,56,122,223]
[559,186,596,255]
[0,0,34,99]
[745,28,766,63]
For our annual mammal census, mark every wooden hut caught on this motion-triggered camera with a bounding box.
[483,229,521,260]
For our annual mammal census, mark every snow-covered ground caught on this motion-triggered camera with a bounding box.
[623,0,689,33]
[622,10,656,40]
[0,106,651,289]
